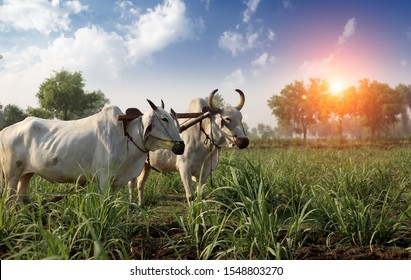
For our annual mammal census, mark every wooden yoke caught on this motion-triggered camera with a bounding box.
[117,108,143,122]
[117,108,143,137]
[171,107,213,133]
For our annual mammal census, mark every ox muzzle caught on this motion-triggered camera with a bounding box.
[235,137,249,149]
[172,141,185,155]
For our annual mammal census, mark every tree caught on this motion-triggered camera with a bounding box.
[396,84,411,109]
[268,79,328,140]
[36,69,109,120]
[26,106,54,119]
[205,92,224,108]
[395,84,411,136]
[257,123,275,139]
[328,86,358,141]
[357,79,404,137]
[0,104,26,130]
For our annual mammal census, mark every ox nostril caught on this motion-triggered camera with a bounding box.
[236,137,249,149]
[172,141,185,155]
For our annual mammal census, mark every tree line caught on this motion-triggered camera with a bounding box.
[2,70,410,141]
[0,69,109,131]
[268,78,411,140]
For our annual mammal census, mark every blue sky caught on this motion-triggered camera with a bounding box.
[1,0,410,128]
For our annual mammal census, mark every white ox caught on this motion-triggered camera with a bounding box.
[130,89,249,206]
[0,100,185,205]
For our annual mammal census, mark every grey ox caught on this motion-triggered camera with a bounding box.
[0,100,185,205]
[130,89,249,206]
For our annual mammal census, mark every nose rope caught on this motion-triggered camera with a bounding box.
[199,118,218,188]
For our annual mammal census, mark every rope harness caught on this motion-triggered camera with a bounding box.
[122,119,149,153]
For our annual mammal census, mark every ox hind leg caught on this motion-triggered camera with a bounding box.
[133,162,151,207]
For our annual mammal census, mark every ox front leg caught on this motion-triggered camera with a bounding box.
[5,177,19,207]
[179,169,195,206]
[135,162,151,207]
[17,173,33,204]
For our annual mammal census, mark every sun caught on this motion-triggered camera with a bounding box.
[330,79,344,95]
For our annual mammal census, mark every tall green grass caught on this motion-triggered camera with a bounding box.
[1,145,410,259]
[171,147,411,259]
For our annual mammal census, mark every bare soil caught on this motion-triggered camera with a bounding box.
[130,223,410,260]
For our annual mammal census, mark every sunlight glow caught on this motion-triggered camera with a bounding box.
[330,79,343,95]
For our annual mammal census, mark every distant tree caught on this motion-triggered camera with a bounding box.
[205,92,224,108]
[396,84,411,109]
[249,127,259,138]
[36,69,109,120]
[26,106,54,119]
[395,84,411,136]
[357,79,404,137]
[257,123,275,139]
[268,79,328,140]
[0,104,26,130]
[328,86,358,141]
[241,121,251,136]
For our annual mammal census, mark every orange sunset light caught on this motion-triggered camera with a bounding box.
[329,78,344,95]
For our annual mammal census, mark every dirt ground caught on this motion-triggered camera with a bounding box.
[131,223,410,260]
[295,245,409,260]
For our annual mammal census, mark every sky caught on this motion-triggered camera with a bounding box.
[0,0,410,128]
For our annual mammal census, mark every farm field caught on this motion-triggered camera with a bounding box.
[1,141,410,260]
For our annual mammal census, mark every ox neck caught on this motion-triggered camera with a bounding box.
[124,118,148,153]
[200,119,222,150]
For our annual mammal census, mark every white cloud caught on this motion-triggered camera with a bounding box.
[0,0,87,35]
[218,30,260,56]
[243,0,261,23]
[221,68,245,92]
[400,59,408,67]
[38,26,126,79]
[0,0,205,109]
[64,0,87,13]
[299,54,335,79]
[252,52,269,68]
[116,1,140,20]
[251,52,276,76]
[267,29,277,41]
[338,17,356,48]
[125,0,203,62]
[0,25,126,108]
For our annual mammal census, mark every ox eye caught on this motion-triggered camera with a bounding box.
[161,116,169,122]
[224,117,231,123]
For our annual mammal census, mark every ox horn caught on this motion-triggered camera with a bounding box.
[208,89,222,114]
[147,99,158,110]
[161,99,165,109]
[235,89,245,111]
